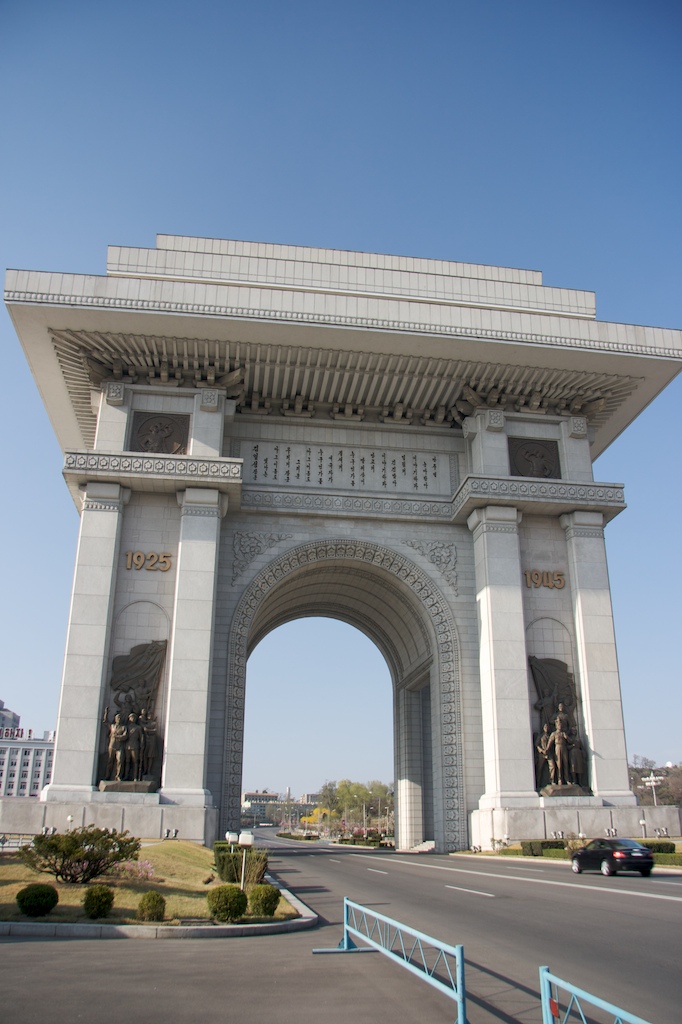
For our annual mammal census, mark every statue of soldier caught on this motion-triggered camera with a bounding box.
[535,723,555,788]
[141,709,158,778]
[103,708,127,781]
[548,724,571,785]
[124,712,143,781]
[569,731,586,787]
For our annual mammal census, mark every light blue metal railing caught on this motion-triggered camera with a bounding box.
[539,966,652,1024]
[314,897,466,1024]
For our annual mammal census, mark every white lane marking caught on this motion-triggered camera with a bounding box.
[385,858,682,904]
[367,868,388,874]
[329,859,341,863]
[446,884,495,898]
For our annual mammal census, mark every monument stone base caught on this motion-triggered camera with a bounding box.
[0,796,218,847]
[470,805,681,850]
[98,780,158,794]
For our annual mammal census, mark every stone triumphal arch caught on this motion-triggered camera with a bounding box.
[4,234,681,847]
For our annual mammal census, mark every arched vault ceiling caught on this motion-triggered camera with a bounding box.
[49,329,640,448]
[245,562,432,681]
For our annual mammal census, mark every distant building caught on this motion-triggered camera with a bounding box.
[241,789,281,823]
[300,792,321,805]
[0,700,20,731]
[0,730,55,798]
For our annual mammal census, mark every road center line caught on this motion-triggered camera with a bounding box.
[446,883,495,898]
[367,868,388,874]
[385,858,682,903]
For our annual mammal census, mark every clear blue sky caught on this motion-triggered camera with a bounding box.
[1,1,680,794]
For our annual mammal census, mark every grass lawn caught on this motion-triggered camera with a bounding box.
[0,840,299,926]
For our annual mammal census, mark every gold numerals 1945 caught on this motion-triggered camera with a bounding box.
[524,569,565,590]
[125,551,172,572]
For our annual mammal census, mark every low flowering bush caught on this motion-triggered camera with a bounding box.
[112,859,155,881]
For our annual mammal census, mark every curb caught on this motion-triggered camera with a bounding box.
[0,876,318,940]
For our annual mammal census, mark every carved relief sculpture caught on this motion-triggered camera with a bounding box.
[529,656,591,793]
[100,640,167,784]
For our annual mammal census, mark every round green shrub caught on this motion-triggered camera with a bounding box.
[16,883,59,917]
[248,883,280,917]
[137,891,166,922]
[207,884,247,922]
[82,884,115,919]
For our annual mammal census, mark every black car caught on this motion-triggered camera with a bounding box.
[571,838,654,876]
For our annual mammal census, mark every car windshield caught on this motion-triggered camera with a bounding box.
[613,840,646,850]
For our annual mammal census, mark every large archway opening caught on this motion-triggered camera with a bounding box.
[222,540,465,851]
[242,618,394,828]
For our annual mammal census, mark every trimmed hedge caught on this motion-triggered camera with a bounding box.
[16,883,59,917]
[520,840,566,856]
[213,848,268,885]
[542,848,570,859]
[642,841,676,854]
[652,853,682,866]
[207,884,247,922]
[137,891,166,921]
[248,883,280,917]
[83,884,114,919]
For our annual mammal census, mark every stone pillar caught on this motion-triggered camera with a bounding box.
[560,511,636,803]
[396,687,424,850]
[45,483,128,800]
[467,505,537,808]
[160,488,226,805]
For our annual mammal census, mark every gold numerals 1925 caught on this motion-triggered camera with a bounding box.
[524,569,565,590]
[125,551,172,572]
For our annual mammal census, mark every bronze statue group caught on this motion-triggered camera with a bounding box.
[102,707,158,783]
[535,702,586,790]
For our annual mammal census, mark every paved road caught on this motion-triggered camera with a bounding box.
[259,831,682,1024]
[1,832,679,1024]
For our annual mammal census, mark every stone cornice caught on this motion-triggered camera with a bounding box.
[63,450,242,502]
[5,286,680,360]
[240,487,454,521]
[451,475,625,525]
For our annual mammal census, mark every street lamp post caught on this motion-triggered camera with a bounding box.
[238,830,254,890]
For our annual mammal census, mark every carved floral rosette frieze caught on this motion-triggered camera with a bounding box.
[404,540,458,592]
[223,539,465,850]
[65,451,242,479]
[231,532,293,583]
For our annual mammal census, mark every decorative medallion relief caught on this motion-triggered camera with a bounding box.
[508,437,561,479]
[130,413,189,455]
[404,541,458,592]
[231,532,293,583]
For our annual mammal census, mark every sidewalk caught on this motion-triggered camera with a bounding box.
[0,925,458,1024]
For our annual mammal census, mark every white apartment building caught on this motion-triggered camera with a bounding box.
[0,730,55,799]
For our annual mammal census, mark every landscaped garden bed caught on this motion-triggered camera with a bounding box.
[0,838,299,926]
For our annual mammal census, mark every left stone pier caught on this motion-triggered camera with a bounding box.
[44,483,128,801]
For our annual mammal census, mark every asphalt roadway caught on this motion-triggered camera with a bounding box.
[1,831,680,1024]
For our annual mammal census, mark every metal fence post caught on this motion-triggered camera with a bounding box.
[455,944,466,1024]
[539,967,553,1024]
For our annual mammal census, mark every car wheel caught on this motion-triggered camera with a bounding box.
[601,859,615,876]
[639,868,652,877]
[571,860,582,873]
